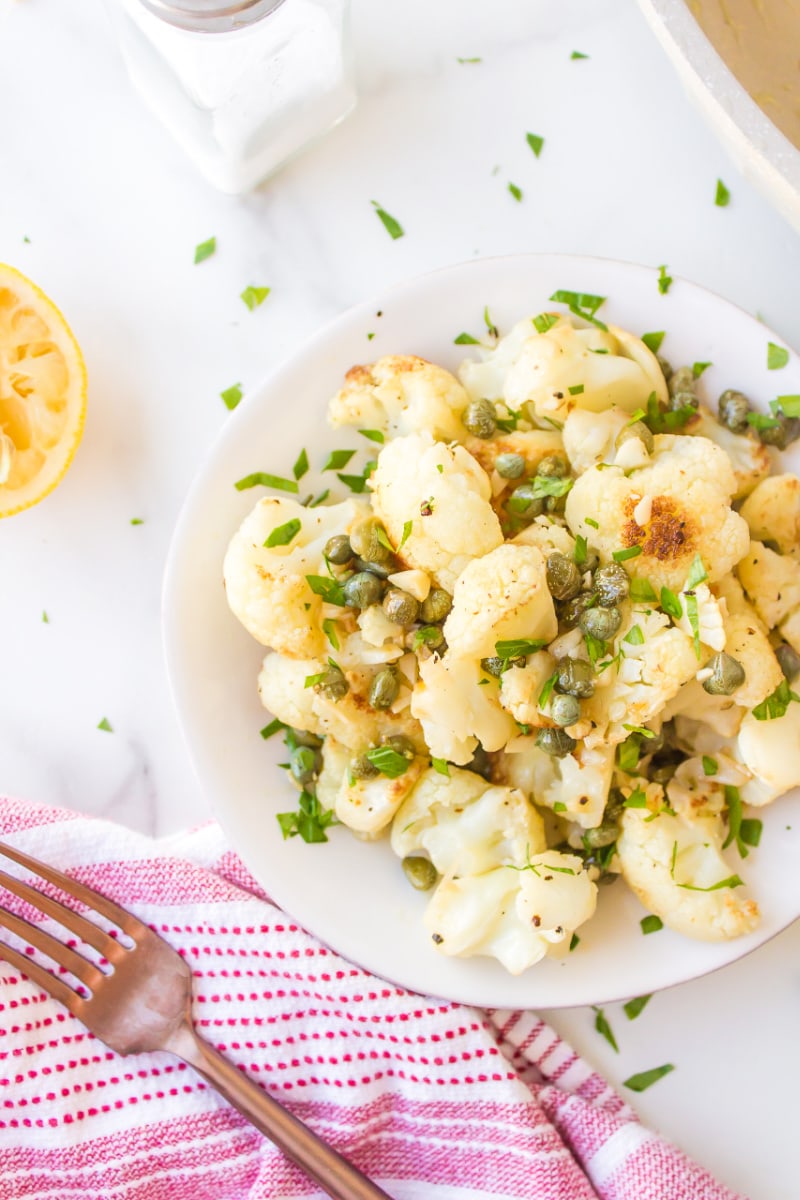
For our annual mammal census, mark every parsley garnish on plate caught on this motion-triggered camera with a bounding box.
[292,448,309,480]
[194,236,216,264]
[692,361,711,378]
[454,331,480,345]
[752,678,800,720]
[767,342,789,370]
[240,285,271,311]
[640,915,663,934]
[526,132,545,158]
[322,449,356,472]
[260,717,286,740]
[371,201,404,240]
[365,745,412,778]
[235,471,298,493]
[220,383,243,411]
[549,289,608,329]
[264,518,301,548]
[714,179,730,207]
[533,312,559,334]
[657,264,673,294]
[97,717,113,733]
[641,331,665,354]
[277,790,336,843]
[508,182,523,202]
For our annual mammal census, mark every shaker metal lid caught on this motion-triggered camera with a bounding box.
[138,0,287,32]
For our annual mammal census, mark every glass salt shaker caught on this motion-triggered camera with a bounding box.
[107,0,356,193]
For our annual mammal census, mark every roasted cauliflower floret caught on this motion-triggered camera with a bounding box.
[328,355,468,443]
[737,702,800,806]
[499,652,557,729]
[739,473,800,552]
[582,609,698,746]
[224,496,367,658]
[320,742,426,838]
[673,583,726,653]
[686,408,771,500]
[391,767,545,873]
[661,679,744,739]
[502,320,667,424]
[497,740,615,829]
[257,653,424,752]
[423,853,596,974]
[562,406,631,473]
[411,655,517,764]
[443,543,557,660]
[458,316,548,403]
[511,516,576,559]
[737,541,800,628]
[370,433,502,591]
[565,435,750,591]
[617,807,760,941]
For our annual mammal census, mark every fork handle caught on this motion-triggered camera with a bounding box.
[168,1021,395,1200]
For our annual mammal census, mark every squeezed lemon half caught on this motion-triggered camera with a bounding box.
[0,264,87,517]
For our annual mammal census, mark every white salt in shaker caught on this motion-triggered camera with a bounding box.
[107,0,356,193]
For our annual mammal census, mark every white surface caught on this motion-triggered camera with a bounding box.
[164,251,800,1010]
[0,0,799,1196]
[637,0,800,234]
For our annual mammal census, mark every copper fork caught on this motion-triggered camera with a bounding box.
[0,840,393,1200]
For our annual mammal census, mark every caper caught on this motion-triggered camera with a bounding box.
[495,452,526,479]
[776,642,800,682]
[615,420,654,454]
[382,588,420,625]
[546,552,582,601]
[289,745,318,786]
[593,562,630,607]
[382,733,416,759]
[317,665,349,701]
[550,693,581,728]
[342,570,384,608]
[324,534,353,565]
[556,657,595,698]
[668,366,696,398]
[419,587,452,624]
[354,555,394,579]
[290,728,323,749]
[350,753,380,780]
[757,415,800,450]
[657,355,673,382]
[535,727,577,757]
[702,651,746,696]
[669,390,698,412]
[649,758,680,785]
[545,493,567,515]
[480,655,525,677]
[582,822,619,849]
[537,454,567,478]
[507,483,544,519]
[559,591,596,628]
[581,545,601,574]
[414,624,446,652]
[718,389,751,433]
[579,605,622,641]
[369,666,400,710]
[402,855,438,891]
[461,398,497,439]
[350,518,393,565]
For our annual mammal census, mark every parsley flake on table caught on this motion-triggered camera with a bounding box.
[624,1064,674,1092]
[571,50,589,59]
[456,56,482,63]
[767,342,789,370]
[714,179,731,207]
[657,264,673,294]
[220,382,243,411]
[42,610,49,623]
[592,1007,619,1052]
[623,994,652,1020]
[240,285,271,311]
[371,200,404,240]
[526,132,545,158]
[130,518,144,526]
[97,717,113,733]
[193,236,216,264]
[508,182,523,202]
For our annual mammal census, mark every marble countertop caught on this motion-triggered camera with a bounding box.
[1,0,799,1195]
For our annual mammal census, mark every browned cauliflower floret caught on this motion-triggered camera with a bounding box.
[328,355,468,443]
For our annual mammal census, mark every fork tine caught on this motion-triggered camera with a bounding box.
[0,936,85,1014]
[0,903,106,990]
[0,868,124,961]
[0,841,141,939]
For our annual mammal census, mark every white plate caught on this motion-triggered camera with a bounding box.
[163,253,800,1008]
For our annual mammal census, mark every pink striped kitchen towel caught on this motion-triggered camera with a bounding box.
[0,796,743,1200]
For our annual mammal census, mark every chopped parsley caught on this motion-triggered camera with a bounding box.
[322,618,340,650]
[484,305,499,339]
[660,587,683,619]
[714,179,730,207]
[624,994,651,1020]
[574,535,588,566]
[399,519,413,548]
[431,757,450,776]
[454,331,480,345]
[277,790,336,843]
[617,733,642,773]
[624,1064,674,1092]
[526,132,545,158]
[768,342,790,369]
[337,459,376,493]
[641,331,665,354]
[685,554,708,588]
[220,383,243,410]
[622,724,656,739]
[305,575,346,606]
[568,384,585,396]
[685,591,701,658]
[657,264,673,294]
[264,518,301,548]
[569,933,580,951]
[752,678,800,720]
[747,412,781,432]
[292,448,309,480]
[508,182,523,202]
[630,578,657,603]
[194,236,216,264]
[640,915,663,934]
[260,717,286,739]
[612,546,642,563]
[130,518,144,526]
[678,875,744,892]
[359,428,385,444]
[692,361,712,378]
[414,626,444,649]
[776,394,800,417]
[41,610,49,623]
[549,289,608,330]
[495,638,547,659]
[307,489,330,508]
[240,285,271,310]
[585,517,599,530]
[235,472,298,493]
[371,201,404,239]
[322,448,356,472]
[592,1007,619,1052]
[623,624,644,646]
[97,717,113,733]
[538,670,559,709]
[529,475,573,500]
[624,786,648,808]
[553,801,567,813]
[570,50,589,59]
[533,312,559,334]
[722,785,761,857]
[456,56,482,63]
[584,632,608,665]
[702,755,718,777]
[365,745,412,778]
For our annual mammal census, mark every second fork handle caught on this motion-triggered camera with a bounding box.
[169,1021,395,1200]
